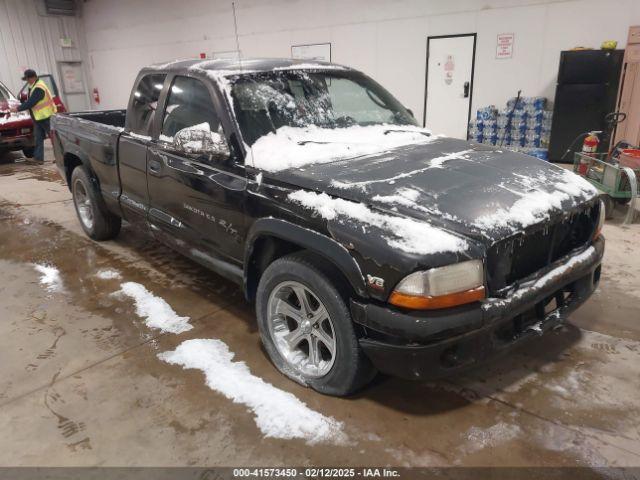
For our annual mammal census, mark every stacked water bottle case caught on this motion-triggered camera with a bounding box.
[468,96,553,160]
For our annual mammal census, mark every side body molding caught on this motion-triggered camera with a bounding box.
[244,218,368,299]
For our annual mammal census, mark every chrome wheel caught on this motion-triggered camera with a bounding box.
[267,281,337,378]
[73,179,94,230]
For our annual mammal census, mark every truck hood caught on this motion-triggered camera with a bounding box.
[0,99,30,127]
[275,137,598,243]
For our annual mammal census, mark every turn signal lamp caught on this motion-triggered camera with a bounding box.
[594,200,605,240]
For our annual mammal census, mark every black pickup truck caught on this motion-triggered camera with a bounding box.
[51,58,604,396]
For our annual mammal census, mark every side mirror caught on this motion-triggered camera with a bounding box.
[173,125,230,160]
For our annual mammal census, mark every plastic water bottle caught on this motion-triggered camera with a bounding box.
[477,106,498,121]
[525,132,542,148]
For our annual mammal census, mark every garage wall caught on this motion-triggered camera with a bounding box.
[0,0,91,111]
[83,0,640,127]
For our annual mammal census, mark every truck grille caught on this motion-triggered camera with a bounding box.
[486,202,599,294]
[0,128,19,138]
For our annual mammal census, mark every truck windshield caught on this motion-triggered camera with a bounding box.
[0,82,15,102]
[229,70,418,146]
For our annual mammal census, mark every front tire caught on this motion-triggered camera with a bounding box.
[71,166,121,240]
[256,252,376,396]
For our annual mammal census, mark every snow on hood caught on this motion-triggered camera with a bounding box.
[331,148,475,190]
[288,189,468,255]
[473,169,598,230]
[0,107,29,126]
[247,124,436,172]
[275,138,599,240]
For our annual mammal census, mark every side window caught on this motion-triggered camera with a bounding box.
[161,76,220,139]
[129,74,166,136]
[326,78,394,124]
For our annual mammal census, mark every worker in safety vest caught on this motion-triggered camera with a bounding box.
[10,69,57,163]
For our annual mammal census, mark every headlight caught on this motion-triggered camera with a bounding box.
[594,199,605,239]
[389,259,485,310]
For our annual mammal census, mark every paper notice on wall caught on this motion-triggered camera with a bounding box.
[59,62,85,94]
[496,33,514,59]
[212,50,241,61]
[291,43,331,62]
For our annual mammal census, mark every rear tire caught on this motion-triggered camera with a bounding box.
[71,166,121,240]
[22,147,35,158]
[256,252,376,396]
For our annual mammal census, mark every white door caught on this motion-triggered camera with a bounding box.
[425,35,475,139]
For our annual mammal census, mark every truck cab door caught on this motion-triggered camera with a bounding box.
[118,73,166,229]
[146,75,246,281]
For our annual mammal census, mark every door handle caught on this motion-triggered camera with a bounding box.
[463,81,470,98]
[148,159,162,175]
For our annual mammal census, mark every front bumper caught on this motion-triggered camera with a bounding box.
[0,133,34,151]
[351,238,604,381]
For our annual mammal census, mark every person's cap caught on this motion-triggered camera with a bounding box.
[21,69,37,81]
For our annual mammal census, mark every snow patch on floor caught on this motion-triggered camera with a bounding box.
[159,339,346,444]
[459,422,521,455]
[114,282,192,334]
[248,124,434,172]
[535,423,609,467]
[33,263,63,293]
[288,190,468,255]
[95,269,122,280]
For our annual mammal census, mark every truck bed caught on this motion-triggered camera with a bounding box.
[65,109,126,129]
[51,109,127,213]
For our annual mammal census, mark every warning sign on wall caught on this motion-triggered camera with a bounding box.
[496,33,514,59]
[444,54,454,85]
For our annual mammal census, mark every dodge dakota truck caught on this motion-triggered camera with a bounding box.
[51,59,604,396]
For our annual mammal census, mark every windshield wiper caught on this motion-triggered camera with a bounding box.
[297,140,332,145]
[383,129,431,137]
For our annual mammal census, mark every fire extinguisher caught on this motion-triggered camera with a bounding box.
[93,87,100,105]
[578,131,600,174]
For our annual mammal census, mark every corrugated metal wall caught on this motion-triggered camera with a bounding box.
[0,0,90,110]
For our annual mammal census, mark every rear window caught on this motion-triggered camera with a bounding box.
[129,74,166,136]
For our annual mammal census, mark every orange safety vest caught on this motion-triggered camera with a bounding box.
[29,79,57,121]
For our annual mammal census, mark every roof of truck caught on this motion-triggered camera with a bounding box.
[145,57,351,74]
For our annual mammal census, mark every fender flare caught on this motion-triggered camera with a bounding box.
[62,147,95,186]
[244,218,368,298]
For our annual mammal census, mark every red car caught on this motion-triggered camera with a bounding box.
[0,74,66,158]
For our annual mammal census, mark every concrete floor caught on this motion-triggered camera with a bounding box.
[1,147,639,468]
